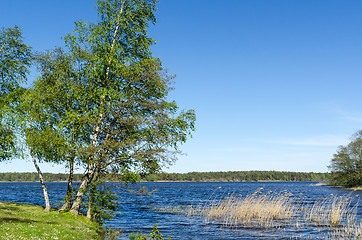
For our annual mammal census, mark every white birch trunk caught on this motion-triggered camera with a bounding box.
[59,158,74,211]
[69,163,96,215]
[70,0,126,216]
[30,147,51,212]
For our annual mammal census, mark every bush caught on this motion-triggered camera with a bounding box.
[329,130,362,187]
[128,224,171,240]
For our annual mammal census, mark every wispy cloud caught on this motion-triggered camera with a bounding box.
[211,147,261,153]
[331,108,362,123]
[341,114,362,123]
[268,135,349,147]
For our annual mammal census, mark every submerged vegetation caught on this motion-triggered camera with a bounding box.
[128,223,172,240]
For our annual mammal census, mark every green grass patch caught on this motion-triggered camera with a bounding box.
[0,201,100,239]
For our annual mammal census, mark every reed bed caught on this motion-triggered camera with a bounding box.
[328,221,362,239]
[304,195,361,239]
[150,188,361,239]
[184,188,361,239]
[306,195,354,227]
[189,188,296,228]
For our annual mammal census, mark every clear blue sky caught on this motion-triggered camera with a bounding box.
[1,0,362,173]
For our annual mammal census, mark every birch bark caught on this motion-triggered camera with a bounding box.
[59,157,74,211]
[30,146,51,212]
[69,1,125,215]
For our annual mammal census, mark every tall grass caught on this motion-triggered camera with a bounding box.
[188,188,295,228]
[306,194,353,227]
[184,188,362,239]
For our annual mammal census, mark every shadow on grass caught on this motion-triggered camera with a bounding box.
[0,202,53,225]
[0,205,23,212]
[0,216,38,224]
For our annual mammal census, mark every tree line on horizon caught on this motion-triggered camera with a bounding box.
[0,170,330,182]
[143,170,330,182]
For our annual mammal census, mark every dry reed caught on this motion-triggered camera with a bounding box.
[185,188,361,239]
[189,188,296,228]
[306,194,352,227]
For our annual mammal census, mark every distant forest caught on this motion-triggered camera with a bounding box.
[0,171,329,182]
[0,172,84,182]
[143,171,330,182]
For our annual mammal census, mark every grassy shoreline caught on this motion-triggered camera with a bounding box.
[0,201,101,239]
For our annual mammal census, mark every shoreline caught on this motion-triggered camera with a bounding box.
[0,180,326,183]
[310,181,362,191]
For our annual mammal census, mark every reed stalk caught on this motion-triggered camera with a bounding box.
[185,188,361,239]
[190,188,296,228]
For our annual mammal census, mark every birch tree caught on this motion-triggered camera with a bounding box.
[0,26,53,211]
[28,0,196,218]
[65,0,196,216]
[0,26,31,161]
[23,48,90,211]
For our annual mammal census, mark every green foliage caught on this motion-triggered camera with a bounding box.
[22,0,195,180]
[83,182,120,224]
[128,224,171,240]
[0,26,32,161]
[22,47,87,166]
[329,130,362,187]
[100,226,123,240]
[0,127,16,161]
[27,0,195,218]
[1,0,196,222]
[57,0,196,181]
[0,26,32,97]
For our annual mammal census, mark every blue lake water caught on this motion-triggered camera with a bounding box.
[0,181,360,239]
